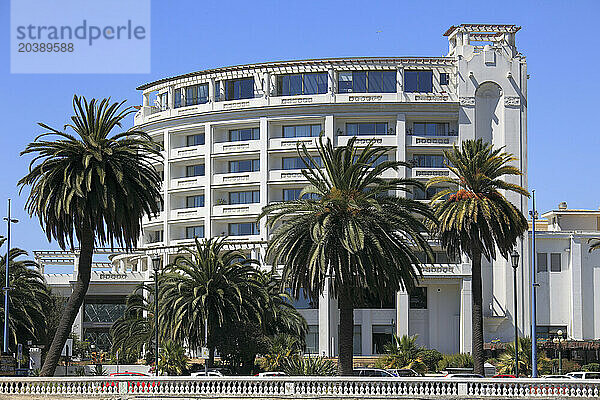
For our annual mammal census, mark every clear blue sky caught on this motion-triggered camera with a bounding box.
[0,0,598,252]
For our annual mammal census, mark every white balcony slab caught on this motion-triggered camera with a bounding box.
[213,140,260,154]
[170,207,204,221]
[171,176,207,189]
[269,137,318,151]
[408,135,458,147]
[213,203,262,217]
[170,144,207,159]
[337,135,397,147]
[212,171,261,185]
[269,169,306,182]
[409,167,451,179]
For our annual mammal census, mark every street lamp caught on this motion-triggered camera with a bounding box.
[151,254,161,376]
[553,330,566,374]
[510,248,520,377]
[3,199,18,355]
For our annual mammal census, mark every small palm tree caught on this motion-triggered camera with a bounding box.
[18,96,163,376]
[260,333,304,372]
[0,238,52,346]
[260,136,434,375]
[426,139,529,375]
[496,337,533,376]
[158,340,189,376]
[380,334,423,370]
[159,237,265,366]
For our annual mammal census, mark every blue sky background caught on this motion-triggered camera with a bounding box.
[0,0,598,252]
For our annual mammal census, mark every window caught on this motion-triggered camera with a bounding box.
[409,287,427,309]
[185,84,209,106]
[282,156,322,170]
[415,252,457,264]
[174,88,182,108]
[537,252,547,272]
[229,190,260,204]
[147,230,163,243]
[283,188,320,201]
[283,124,322,138]
[345,122,389,136]
[84,298,126,323]
[412,154,446,168]
[278,73,328,96]
[440,73,450,85]
[305,325,319,354]
[186,225,205,239]
[228,159,260,173]
[412,122,455,136]
[536,325,567,340]
[354,154,389,167]
[228,222,259,236]
[229,127,259,142]
[289,288,317,309]
[413,186,450,200]
[551,253,562,272]
[186,164,205,177]
[186,195,205,208]
[214,81,220,102]
[404,70,433,93]
[186,134,205,146]
[372,325,394,354]
[158,92,168,111]
[354,290,394,309]
[338,71,396,93]
[224,78,254,100]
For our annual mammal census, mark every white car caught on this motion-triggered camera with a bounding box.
[542,374,574,379]
[191,370,224,377]
[566,371,600,379]
[353,368,395,377]
[256,371,287,377]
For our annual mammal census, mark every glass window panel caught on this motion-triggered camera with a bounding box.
[215,81,220,102]
[295,125,310,137]
[440,73,450,85]
[346,123,358,136]
[305,325,319,354]
[186,134,205,146]
[409,287,427,309]
[338,72,353,93]
[550,253,562,272]
[186,226,204,239]
[426,123,437,136]
[283,188,301,201]
[228,222,259,236]
[404,71,418,92]
[382,71,397,92]
[376,122,388,135]
[229,191,259,204]
[352,71,367,93]
[418,70,433,93]
[537,253,547,272]
[283,126,295,138]
[186,164,205,177]
[358,123,373,135]
[186,195,204,208]
[413,122,425,135]
[311,124,322,136]
[239,78,254,99]
[289,74,302,96]
[368,71,383,93]
[372,325,394,354]
[174,88,182,108]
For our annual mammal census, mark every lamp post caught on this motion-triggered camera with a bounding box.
[529,190,539,377]
[510,249,520,377]
[3,199,18,355]
[553,330,566,375]
[151,254,161,376]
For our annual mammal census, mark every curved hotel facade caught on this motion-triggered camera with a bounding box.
[41,24,536,356]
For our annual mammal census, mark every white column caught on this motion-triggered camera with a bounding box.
[570,237,583,339]
[263,72,271,98]
[259,117,269,241]
[396,113,407,192]
[143,93,150,107]
[397,67,404,101]
[324,115,335,145]
[209,78,215,102]
[460,277,473,353]
[318,277,338,356]
[396,289,409,337]
[168,86,174,110]
[163,129,170,244]
[328,68,336,97]
[205,123,213,238]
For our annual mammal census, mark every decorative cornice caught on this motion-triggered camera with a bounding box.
[504,96,520,107]
[459,96,475,106]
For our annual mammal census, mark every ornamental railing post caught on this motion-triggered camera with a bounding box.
[284,381,295,396]
[457,382,467,396]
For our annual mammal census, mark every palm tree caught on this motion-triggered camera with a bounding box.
[259,136,434,375]
[426,139,529,375]
[159,237,265,366]
[0,238,52,346]
[18,96,163,376]
[496,337,534,376]
[158,340,189,376]
[380,334,426,372]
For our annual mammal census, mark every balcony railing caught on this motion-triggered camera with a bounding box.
[171,176,207,189]
[170,144,207,159]
[212,171,261,185]
[213,203,262,217]
[213,140,261,154]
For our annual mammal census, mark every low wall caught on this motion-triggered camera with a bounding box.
[0,376,599,399]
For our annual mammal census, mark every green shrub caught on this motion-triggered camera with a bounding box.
[582,363,600,372]
[418,349,444,372]
[282,356,336,376]
[437,353,473,371]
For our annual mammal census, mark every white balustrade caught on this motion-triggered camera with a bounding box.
[0,377,598,398]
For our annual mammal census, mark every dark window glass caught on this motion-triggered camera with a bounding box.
[344,122,389,136]
[186,134,205,146]
[84,301,126,323]
[282,156,322,170]
[404,70,433,93]
[550,253,562,272]
[228,222,259,236]
[186,195,205,208]
[186,164,205,177]
[382,71,396,92]
[409,287,427,309]
[283,188,320,201]
[185,84,209,106]
[304,73,328,94]
[412,155,446,168]
[338,72,353,93]
[186,226,204,239]
[536,325,567,340]
[338,71,396,93]
[229,190,260,205]
[215,82,220,102]
[159,92,168,111]
[352,71,367,92]
[229,159,260,173]
[282,124,321,138]
[440,73,450,85]
[537,253,547,272]
[229,128,260,142]
[278,73,328,96]
[225,78,254,100]
[412,122,450,136]
[305,325,319,354]
[372,325,394,354]
[174,89,182,108]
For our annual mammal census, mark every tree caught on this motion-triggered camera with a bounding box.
[158,340,189,376]
[496,337,533,376]
[159,237,265,366]
[426,139,529,375]
[259,136,434,375]
[379,334,426,373]
[18,96,163,376]
[0,238,52,347]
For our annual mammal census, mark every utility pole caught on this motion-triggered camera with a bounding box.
[3,199,18,355]
[529,190,538,377]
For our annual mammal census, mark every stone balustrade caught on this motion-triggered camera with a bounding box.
[0,376,599,399]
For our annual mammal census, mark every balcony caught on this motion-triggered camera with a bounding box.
[171,175,207,190]
[269,169,306,182]
[403,92,458,103]
[170,144,207,160]
[407,135,458,147]
[269,137,318,151]
[170,207,204,221]
[213,203,262,218]
[213,140,260,154]
[268,93,330,107]
[212,171,261,186]
[337,135,397,147]
[142,211,165,225]
[335,92,399,104]
[409,167,451,179]
[420,263,466,276]
[170,238,197,247]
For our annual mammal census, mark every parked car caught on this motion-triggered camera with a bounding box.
[191,370,224,377]
[255,371,287,377]
[445,373,484,378]
[353,368,395,377]
[566,372,600,379]
[387,368,421,377]
[492,374,516,378]
[542,375,574,379]
[109,372,149,377]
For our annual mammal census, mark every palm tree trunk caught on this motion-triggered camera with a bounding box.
[338,290,354,376]
[471,244,485,376]
[40,225,94,376]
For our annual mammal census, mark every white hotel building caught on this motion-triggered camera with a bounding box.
[40,24,593,360]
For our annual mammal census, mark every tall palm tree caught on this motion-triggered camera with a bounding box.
[18,95,163,376]
[159,237,265,366]
[259,136,434,375]
[0,238,52,346]
[426,138,529,375]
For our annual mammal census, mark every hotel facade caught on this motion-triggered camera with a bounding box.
[39,24,546,358]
